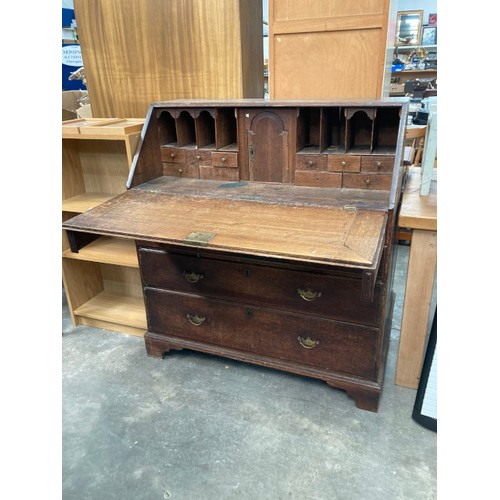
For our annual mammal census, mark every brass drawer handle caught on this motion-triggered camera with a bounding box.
[170,153,176,159]
[376,161,382,168]
[297,336,320,349]
[297,288,322,301]
[186,314,206,326]
[182,271,204,283]
[221,156,227,162]
[196,155,202,160]
[341,161,348,167]
[307,160,314,167]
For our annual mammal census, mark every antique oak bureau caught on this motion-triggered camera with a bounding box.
[63,99,409,412]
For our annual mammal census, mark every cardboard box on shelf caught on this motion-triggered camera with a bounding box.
[76,103,93,118]
[390,83,405,94]
[62,90,92,120]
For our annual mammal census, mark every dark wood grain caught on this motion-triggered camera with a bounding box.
[62,184,388,271]
[145,287,378,380]
[64,99,409,412]
[138,247,382,325]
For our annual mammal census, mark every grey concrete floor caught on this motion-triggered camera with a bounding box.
[62,244,437,500]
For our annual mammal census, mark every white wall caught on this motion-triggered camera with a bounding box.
[263,0,268,61]
[397,0,437,26]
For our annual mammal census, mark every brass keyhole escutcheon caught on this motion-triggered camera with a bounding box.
[243,268,252,278]
[245,308,253,319]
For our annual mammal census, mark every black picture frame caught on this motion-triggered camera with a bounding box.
[412,308,437,432]
[422,26,437,46]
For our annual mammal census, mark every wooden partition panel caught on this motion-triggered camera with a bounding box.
[269,0,394,99]
[74,0,264,118]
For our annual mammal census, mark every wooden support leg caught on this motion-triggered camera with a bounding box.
[144,336,166,358]
[326,382,380,412]
[144,332,184,359]
[345,386,380,412]
[396,230,437,388]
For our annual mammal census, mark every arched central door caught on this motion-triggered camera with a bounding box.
[246,111,290,183]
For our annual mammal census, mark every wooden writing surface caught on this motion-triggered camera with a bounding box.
[64,177,387,270]
[399,166,437,231]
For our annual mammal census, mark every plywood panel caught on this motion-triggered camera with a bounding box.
[101,265,144,298]
[62,259,104,324]
[74,0,263,118]
[273,0,383,20]
[269,0,393,99]
[62,140,85,201]
[77,140,130,195]
[273,30,384,99]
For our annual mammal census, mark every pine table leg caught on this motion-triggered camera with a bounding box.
[395,229,437,388]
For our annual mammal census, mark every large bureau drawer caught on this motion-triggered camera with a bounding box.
[138,247,381,326]
[144,288,378,380]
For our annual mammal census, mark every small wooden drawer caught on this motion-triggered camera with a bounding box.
[295,154,327,171]
[160,147,186,164]
[327,155,361,173]
[162,162,199,178]
[138,248,381,326]
[294,171,342,188]
[211,151,238,168]
[342,173,393,190]
[186,149,212,168]
[360,156,395,173]
[199,166,239,181]
[144,288,378,379]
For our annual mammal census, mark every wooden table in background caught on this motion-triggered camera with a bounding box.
[396,167,437,389]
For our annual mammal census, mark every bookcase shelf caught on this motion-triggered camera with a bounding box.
[62,118,146,336]
[62,193,115,213]
[62,236,139,267]
[73,290,147,334]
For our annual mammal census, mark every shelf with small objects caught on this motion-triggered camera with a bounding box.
[390,44,437,97]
